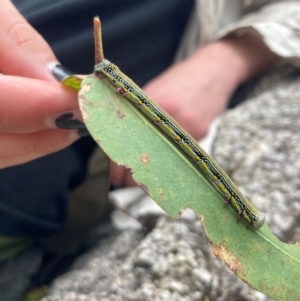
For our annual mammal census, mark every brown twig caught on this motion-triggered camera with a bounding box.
[93,16,104,64]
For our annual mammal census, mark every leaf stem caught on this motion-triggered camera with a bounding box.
[94,16,104,64]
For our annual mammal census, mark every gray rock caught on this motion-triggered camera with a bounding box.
[42,217,268,301]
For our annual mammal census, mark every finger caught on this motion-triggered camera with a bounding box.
[0,75,80,134]
[110,162,136,188]
[0,153,37,169]
[0,129,79,168]
[0,0,58,81]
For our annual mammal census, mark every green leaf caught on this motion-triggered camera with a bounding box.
[79,74,300,301]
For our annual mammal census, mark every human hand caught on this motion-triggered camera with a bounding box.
[111,31,279,187]
[0,0,81,169]
[143,32,279,140]
[110,42,235,188]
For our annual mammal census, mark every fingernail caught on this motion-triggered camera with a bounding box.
[45,110,84,128]
[55,113,90,137]
[78,128,90,137]
[45,110,90,135]
[55,112,85,129]
[55,113,85,129]
[47,62,73,81]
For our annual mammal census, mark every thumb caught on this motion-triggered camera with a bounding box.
[0,0,59,81]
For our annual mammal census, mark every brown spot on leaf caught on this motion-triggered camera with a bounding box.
[212,243,246,276]
[158,189,168,202]
[140,154,149,164]
[174,208,186,219]
[117,109,125,119]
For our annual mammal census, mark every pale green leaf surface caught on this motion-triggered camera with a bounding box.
[79,74,300,301]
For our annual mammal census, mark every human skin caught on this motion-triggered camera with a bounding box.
[0,0,80,169]
[111,32,279,187]
[1,0,278,187]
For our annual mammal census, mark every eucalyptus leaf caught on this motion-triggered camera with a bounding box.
[75,73,300,301]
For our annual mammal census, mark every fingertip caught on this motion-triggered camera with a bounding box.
[0,0,59,80]
[0,75,79,134]
[69,129,81,141]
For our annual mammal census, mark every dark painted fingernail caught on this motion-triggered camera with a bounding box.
[55,113,89,135]
[78,128,90,137]
[48,63,73,81]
